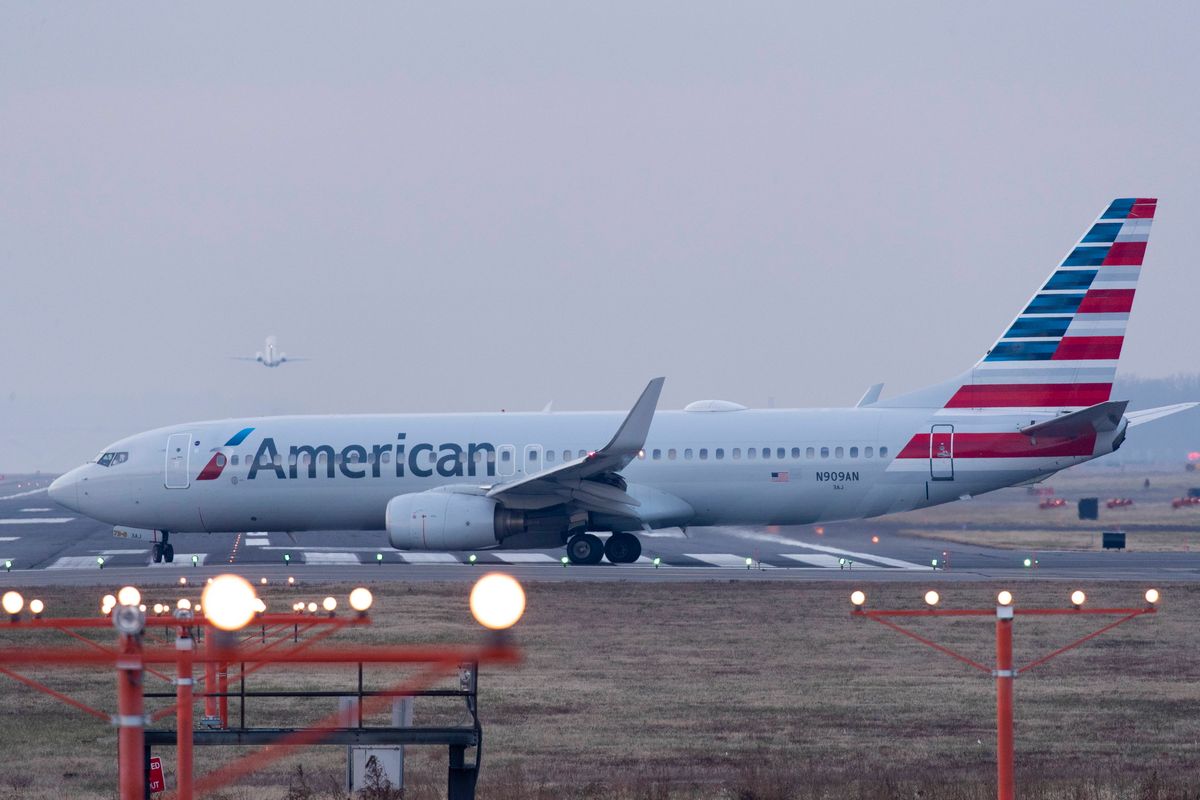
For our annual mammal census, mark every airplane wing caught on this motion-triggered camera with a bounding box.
[486,378,664,516]
[1019,401,1127,438]
[1125,402,1199,427]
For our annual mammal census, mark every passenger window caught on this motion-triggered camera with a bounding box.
[668,449,677,460]
[715,448,724,459]
[806,447,815,459]
[699,448,708,460]
[382,452,391,464]
[732,448,741,459]
[880,446,889,458]
[748,448,757,460]
[652,449,662,460]
[231,455,239,466]
[849,446,859,458]
[791,447,800,459]
[776,448,785,459]
[684,448,693,460]
[835,447,844,459]
[289,452,298,466]
[274,454,283,466]
[562,450,572,460]
[865,446,873,458]
[820,447,830,458]
[546,450,555,462]
[529,451,539,462]
[501,450,511,462]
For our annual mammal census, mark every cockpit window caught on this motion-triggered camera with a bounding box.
[96,451,128,467]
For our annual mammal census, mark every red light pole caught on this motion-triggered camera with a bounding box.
[175,613,194,800]
[114,612,146,800]
[851,588,1158,800]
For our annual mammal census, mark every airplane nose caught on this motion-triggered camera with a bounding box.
[48,470,80,511]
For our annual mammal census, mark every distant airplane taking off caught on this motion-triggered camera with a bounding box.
[51,199,1196,565]
[230,336,308,368]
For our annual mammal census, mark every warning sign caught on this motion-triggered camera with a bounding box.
[148,756,165,793]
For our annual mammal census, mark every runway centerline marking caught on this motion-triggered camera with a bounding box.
[18,508,53,512]
[0,517,75,525]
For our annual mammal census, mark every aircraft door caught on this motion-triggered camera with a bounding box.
[497,445,516,477]
[523,444,543,476]
[929,424,954,481]
[165,433,192,489]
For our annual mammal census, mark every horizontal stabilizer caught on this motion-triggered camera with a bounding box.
[1019,400,1127,438]
[1125,402,1199,428]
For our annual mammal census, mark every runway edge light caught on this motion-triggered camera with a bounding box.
[997,590,1013,607]
[850,590,866,607]
[1145,588,1160,605]
[1070,590,1087,608]
[470,573,526,630]
[924,590,940,607]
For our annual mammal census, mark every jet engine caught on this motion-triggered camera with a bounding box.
[386,491,570,551]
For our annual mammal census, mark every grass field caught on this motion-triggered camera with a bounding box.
[0,579,1198,799]
[886,468,1200,552]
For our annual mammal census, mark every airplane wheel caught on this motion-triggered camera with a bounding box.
[152,543,163,564]
[164,543,175,563]
[604,532,642,564]
[567,533,604,565]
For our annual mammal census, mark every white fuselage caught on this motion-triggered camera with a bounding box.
[48,405,1115,538]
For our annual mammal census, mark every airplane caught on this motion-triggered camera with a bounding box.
[50,198,1196,565]
[230,336,308,368]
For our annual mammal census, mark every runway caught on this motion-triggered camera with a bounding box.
[3,473,1199,587]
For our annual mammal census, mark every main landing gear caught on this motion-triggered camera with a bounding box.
[152,532,175,564]
[565,532,642,565]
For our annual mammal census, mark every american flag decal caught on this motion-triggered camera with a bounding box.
[770,471,789,482]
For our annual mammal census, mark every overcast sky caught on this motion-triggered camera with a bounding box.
[2,2,1198,471]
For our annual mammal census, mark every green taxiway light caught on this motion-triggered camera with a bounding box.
[4,560,10,572]
[931,559,938,568]
[745,557,753,569]
[561,556,569,567]
[653,556,661,568]
[191,555,198,567]
[376,553,383,564]
[283,553,291,564]
[1023,558,1032,568]
[97,557,105,568]
[468,554,477,565]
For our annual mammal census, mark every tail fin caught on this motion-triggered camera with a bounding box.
[881,198,1156,410]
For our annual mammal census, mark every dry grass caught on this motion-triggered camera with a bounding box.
[0,580,1198,798]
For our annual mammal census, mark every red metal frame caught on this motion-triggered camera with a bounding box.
[853,602,1157,800]
[0,611,520,799]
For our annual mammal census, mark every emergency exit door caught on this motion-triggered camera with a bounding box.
[929,424,954,481]
[165,433,192,489]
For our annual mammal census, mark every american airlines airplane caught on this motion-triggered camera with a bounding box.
[230,335,308,368]
[49,198,1195,565]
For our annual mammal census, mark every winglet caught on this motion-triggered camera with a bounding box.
[1125,402,1199,428]
[600,377,665,457]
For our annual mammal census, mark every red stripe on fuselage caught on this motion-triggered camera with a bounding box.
[897,432,1097,459]
[1076,289,1135,314]
[1052,336,1124,360]
[196,454,224,481]
[945,383,1111,408]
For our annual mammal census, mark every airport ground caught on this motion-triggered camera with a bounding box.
[1,467,1199,798]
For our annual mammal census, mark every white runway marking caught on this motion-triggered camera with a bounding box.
[778,553,886,569]
[263,546,384,552]
[721,528,926,570]
[149,554,207,567]
[0,488,48,500]
[48,556,103,569]
[244,537,271,547]
[0,517,75,525]
[304,552,361,564]
[684,553,775,568]
[101,549,148,555]
[19,508,53,512]
[0,537,18,542]
[778,542,926,570]
[399,553,460,564]
[491,553,561,564]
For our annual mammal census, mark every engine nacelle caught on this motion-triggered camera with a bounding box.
[386,491,572,551]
